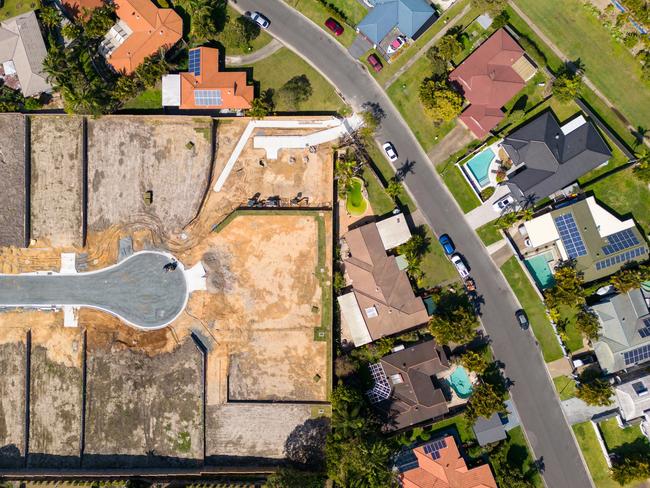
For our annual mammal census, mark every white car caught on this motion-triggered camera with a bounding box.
[492,194,516,212]
[249,11,270,29]
[386,36,406,54]
[383,142,398,161]
[451,253,470,279]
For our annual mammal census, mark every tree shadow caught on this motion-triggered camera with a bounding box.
[396,159,416,180]
[361,101,386,124]
[284,418,330,469]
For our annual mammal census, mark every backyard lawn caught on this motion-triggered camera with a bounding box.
[552,375,577,401]
[476,220,503,247]
[122,87,162,110]
[246,48,348,113]
[573,422,620,488]
[500,257,564,362]
[512,0,650,129]
[436,164,480,213]
[557,304,585,354]
[0,0,34,21]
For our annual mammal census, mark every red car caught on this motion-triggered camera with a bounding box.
[367,53,383,72]
[324,17,344,36]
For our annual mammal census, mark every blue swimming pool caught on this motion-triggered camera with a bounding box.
[447,366,473,399]
[525,252,556,290]
[465,148,495,187]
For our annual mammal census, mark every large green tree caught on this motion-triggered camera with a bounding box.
[429,305,477,344]
[460,348,490,375]
[418,79,463,122]
[575,308,600,340]
[220,15,260,51]
[576,377,613,406]
[464,382,507,422]
[610,265,643,292]
[552,70,583,102]
[611,455,650,485]
[434,34,463,62]
[277,74,313,109]
[544,263,585,309]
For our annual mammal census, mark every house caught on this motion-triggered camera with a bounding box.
[473,413,507,446]
[398,435,498,488]
[503,112,612,204]
[0,114,28,248]
[101,0,182,74]
[366,340,451,430]
[614,373,650,422]
[0,11,52,97]
[337,217,428,347]
[449,29,536,139]
[162,47,254,110]
[518,196,648,285]
[593,287,650,373]
[358,0,437,47]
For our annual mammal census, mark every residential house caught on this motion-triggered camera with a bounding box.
[398,435,498,488]
[101,0,182,74]
[337,215,428,347]
[0,114,28,248]
[472,412,507,446]
[0,11,52,97]
[366,340,451,430]
[449,28,536,139]
[162,47,254,110]
[593,287,650,373]
[614,372,650,422]
[517,196,648,286]
[503,112,612,204]
[358,0,437,48]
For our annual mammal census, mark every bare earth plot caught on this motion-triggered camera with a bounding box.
[30,116,84,248]
[0,329,26,468]
[0,114,26,248]
[87,116,214,237]
[84,336,203,468]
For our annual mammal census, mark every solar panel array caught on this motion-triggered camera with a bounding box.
[188,49,201,76]
[194,89,222,107]
[366,363,392,404]
[595,247,647,270]
[639,327,650,338]
[602,229,640,255]
[422,438,447,460]
[554,213,587,258]
[624,344,650,366]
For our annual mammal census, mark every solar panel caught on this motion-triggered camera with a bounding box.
[623,344,650,366]
[366,363,392,404]
[595,247,647,270]
[422,438,447,460]
[194,89,222,107]
[554,213,587,259]
[639,327,650,338]
[188,48,201,76]
[602,229,640,255]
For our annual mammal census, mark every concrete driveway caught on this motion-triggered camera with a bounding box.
[348,34,372,59]
[0,251,188,329]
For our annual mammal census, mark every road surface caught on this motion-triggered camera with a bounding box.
[0,251,188,329]
[233,2,594,486]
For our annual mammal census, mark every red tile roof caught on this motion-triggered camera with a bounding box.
[61,0,104,18]
[401,436,498,488]
[449,29,527,139]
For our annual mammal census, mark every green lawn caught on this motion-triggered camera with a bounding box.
[365,140,416,213]
[283,0,365,47]
[436,164,480,213]
[420,226,459,289]
[512,0,650,129]
[361,167,396,216]
[346,177,368,215]
[476,220,503,247]
[246,47,347,113]
[573,422,619,488]
[500,257,564,362]
[552,375,577,401]
[122,87,162,110]
[505,427,545,488]
[557,304,585,353]
[599,418,650,457]
[424,414,476,444]
[0,0,34,21]
[219,6,273,55]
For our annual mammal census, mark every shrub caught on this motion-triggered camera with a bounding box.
[480,186,495,201]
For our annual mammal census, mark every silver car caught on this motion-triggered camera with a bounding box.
[450,253,469,279]
[250,11,270,29]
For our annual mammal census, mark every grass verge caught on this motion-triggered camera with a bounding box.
[283,0,365,47]
[506,426,545,488]
[500,257,563,362]
[476,220,503,247]
[573,422,619,488]
[436,165,480,213]
[552,375,577,401]
[420,226,459,288]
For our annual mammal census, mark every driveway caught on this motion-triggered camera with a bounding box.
[231,1,594,486]
[348,34,372,59]
[465,184,512,229]
[0,251,188,329]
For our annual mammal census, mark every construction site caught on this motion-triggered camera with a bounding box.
[0,113,343,473]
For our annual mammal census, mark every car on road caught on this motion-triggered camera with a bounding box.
[249,11,270,29]
[367,53,383,72]
[515,309,530,330]
[438,234,455,255]
[386,36,406,54]
[492,194,516,212]
[382,142,398,161]
[450,253,469,279]
[324,17,343,36]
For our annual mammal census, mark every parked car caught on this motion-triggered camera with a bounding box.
[324,17,344,36]
[367,53,383,72]
[249,11,270,29]
[382,142,398,161]
[386,36,406,54]
[492,194,516,212]
[515,309,530,330]
[450,253,469,279]
[438,234,455,255]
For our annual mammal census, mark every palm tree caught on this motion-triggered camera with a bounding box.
[386,178,402,201]
[38,6,61,31]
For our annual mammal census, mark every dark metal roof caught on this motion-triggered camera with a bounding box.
[472,413,507,446]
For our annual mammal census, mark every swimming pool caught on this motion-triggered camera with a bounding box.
[525,252,556,290]
[447,366,473,399]
[465,148,495,187]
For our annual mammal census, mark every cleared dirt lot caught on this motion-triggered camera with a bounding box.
[84,336,203,468]
[87,116,213,237]
[0,330,26,468]
[0,114,26,248]
[30,116,84,248]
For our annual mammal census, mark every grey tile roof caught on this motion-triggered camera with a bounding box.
[473,413,507,446]
[359,0,435,44]
[503,111,611,203]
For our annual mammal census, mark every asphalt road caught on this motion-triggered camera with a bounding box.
[0,252,187,329]
[233,2,594,486]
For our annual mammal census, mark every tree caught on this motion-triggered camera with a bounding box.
[220,15,260,51]
[552,70,583,102]
[471,0,506,15]
[177,0,222,42]
[277,74,313,109]
[82,3,116,39]
[435,34,463,61]
[575,308,600,340]
[335,156,357,196]
[610,265,642,292]
[544,262,585,309]
[386,178,402,201]
[38,6,61,30]
[325,435,395,488]
[418,79,463,122]
[465,382,507,421]
[460,348,490,375]
[359,107,381,139]
[266,468,326,488]
[576,376,613,406]
[632,148,650,182]
[611,455,650,485]
[429,305,477,345]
